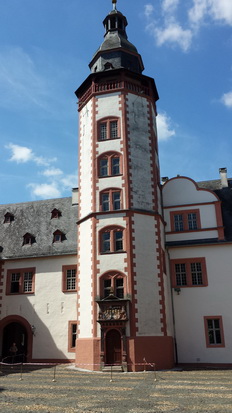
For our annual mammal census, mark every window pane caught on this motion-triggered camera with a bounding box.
[188,213,198,230]
[115,231,123,251]
[100,122,107,140]
[66,269,76,290]
[102,193,109,211]
[175,263,187,286]
[110,121,118,138]
[207,319,222,345]
[100,158,108,176]
[102,232,110,252]
[191,262,203,285]
[112,192,120,210]
[11,273,20,293]
[104,279,111,297]
[112,157,120,175]
[71,324,77,347]
[174,214,184,231]
[24,272,33,292]
[116,278,124,298]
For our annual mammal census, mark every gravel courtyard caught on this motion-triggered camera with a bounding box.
[0,364,232,413]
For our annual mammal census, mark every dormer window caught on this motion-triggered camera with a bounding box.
[51,209,62,219]
[23,233,36,246]
[104,62,114,70]
[53,230,66,243]
[4,212,14,224]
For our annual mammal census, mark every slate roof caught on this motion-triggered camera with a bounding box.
[0,197,77,260]
[198,178,232,241]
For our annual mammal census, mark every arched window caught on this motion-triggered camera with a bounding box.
[98,152,122,178]
[99,226,125,254]
[100,188,121,211]
[100,272,126,299]
[98,118,120,141]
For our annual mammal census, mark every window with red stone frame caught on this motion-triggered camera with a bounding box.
[98,117,120,141]
[204,316,225,348]
[170,209,201,232]
[98,152,122,178]
[100,188,121,212]
[68,321,77,352]
[99,226,125,254]
[100,272,126,299]
[171,258,208,288]
[62,265,77,292]
[6,268,35,295]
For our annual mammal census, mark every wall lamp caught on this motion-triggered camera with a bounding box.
[31,325,36,336]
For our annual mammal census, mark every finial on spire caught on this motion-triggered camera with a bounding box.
[112,0,117,11]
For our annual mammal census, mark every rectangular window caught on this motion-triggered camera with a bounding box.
[104,279,112,298]
[115,278,124,298]
[114,230,123,251]
[62,265,77,292]
[7,268,35,295]
[174,214,184,231]
[175,263,187,286]
[112,157,120,175]
[100,158,108,176]
[112,191,121,210]
[66,269,76,290]
[100,122,107,140]
[68,321,78,352]
[204,316,225,348]
[170,209,201,232]
[110,121,118,138]
[102,232,110,252]
[102,193,109,211]
[171,258,207,288]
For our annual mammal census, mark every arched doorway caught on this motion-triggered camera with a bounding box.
[0,316,32,363]
[2,322,28,362]
[105,329,122,365]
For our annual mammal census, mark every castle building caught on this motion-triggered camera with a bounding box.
[0,2,232,371]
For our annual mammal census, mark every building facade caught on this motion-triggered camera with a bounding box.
[0,3,232,370]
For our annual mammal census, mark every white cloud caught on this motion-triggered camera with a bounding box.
[188,0,208,27]
[162,0,180,13]
[221,91,232,108]
[6,144,34,163]
[60,173,78,189]
[209,0,232,25]
[155,23,193,51]
[42,168,63,177]
[6,143,56,167]
[28,183,61,199]
[144,4,154,18]
[157,113,176,141]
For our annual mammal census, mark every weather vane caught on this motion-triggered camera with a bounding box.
[112,0,117,10]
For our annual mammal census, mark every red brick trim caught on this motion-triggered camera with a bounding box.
[0,260,4,316]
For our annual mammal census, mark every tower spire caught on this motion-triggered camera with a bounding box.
[112,0,117,11]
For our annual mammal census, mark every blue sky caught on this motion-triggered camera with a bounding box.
[0,0,232,204]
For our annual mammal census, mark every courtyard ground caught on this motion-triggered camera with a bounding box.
[0,364,232,413]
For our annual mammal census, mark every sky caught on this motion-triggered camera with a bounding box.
[0,0,232,204]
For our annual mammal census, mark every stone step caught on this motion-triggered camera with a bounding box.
[102,365,124,373]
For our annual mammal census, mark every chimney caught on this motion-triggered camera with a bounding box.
[72,187,79,205]
[219,168,228,188]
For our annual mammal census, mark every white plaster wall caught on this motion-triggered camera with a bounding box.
[170,245,232,363]
[132,214,162,335]
[79,99,93,219]
[163,178,218,207]
[78,219,93,338]
[96,93,121,120]
[167,230,218,243]
[127,94,154,211]
[2,256,77,359]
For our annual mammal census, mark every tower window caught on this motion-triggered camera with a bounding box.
[100,272,126,299]
[100,226,125,254]
[98,118,120,141]
[100,188,121,212]
[98,153,122,177]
